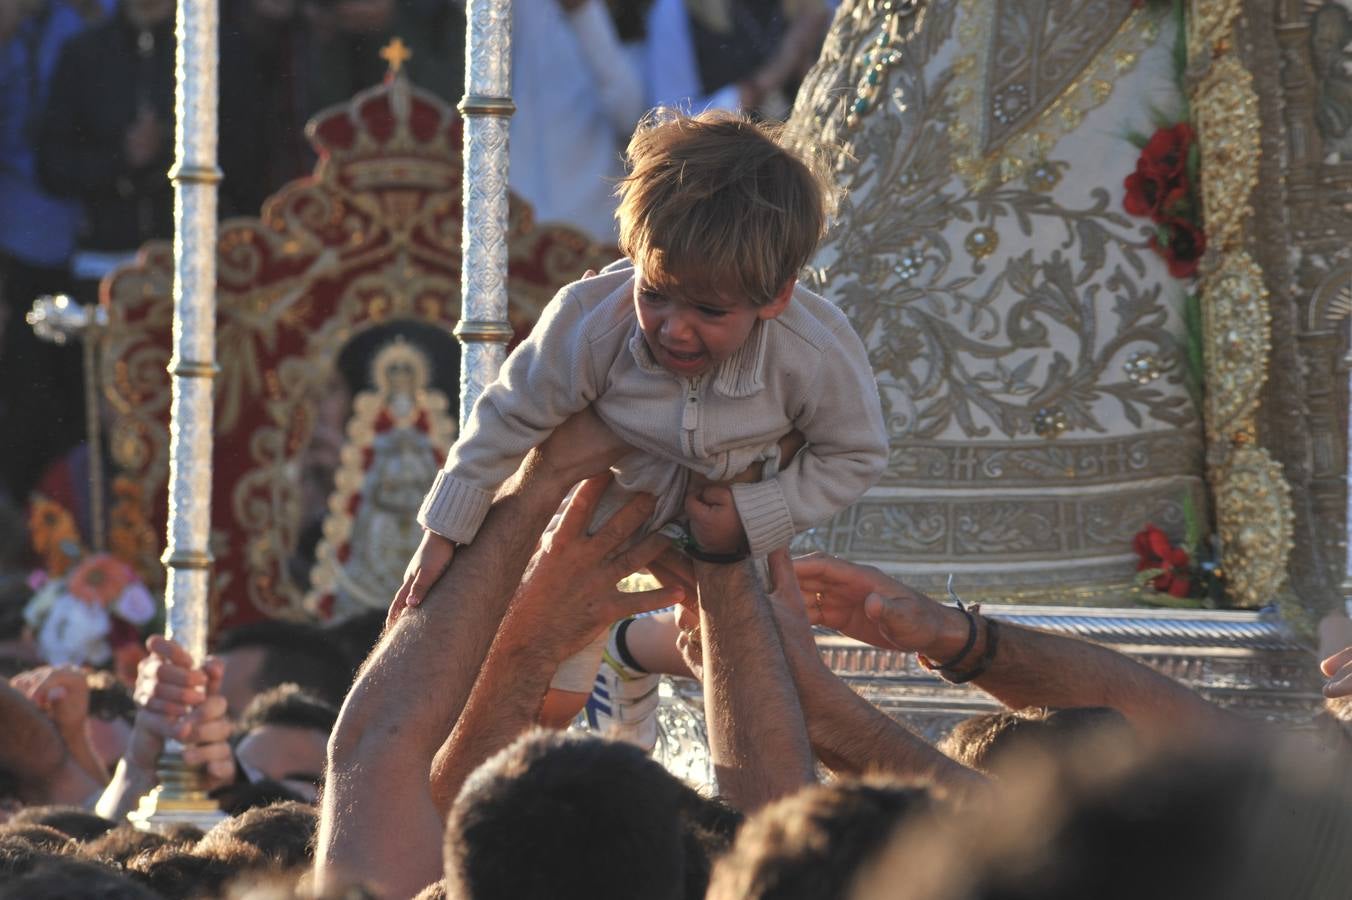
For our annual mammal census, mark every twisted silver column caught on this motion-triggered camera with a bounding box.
[454,0,515,427]
[161,0,219,663]
[131,0,223,830]
[1345,333,1352,613]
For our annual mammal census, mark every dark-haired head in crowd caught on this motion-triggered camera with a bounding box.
[1018,746,1352,900]
[197,799,317,870]
[707,781,935,900]
[79,823,184,868]
[939,706,1135,774]
[214,620,352,714]
[129,837,266,900]
[443,730,695,900]
[0,823,74,855]
[6,804,113,842]
[0,800,321,899]
[227,682,337,805]
[0,856,160,900]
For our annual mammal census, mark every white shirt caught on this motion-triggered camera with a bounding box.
[509,0,645,243]
[642,0,743,113]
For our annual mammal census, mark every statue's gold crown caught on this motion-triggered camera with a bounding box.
[305,72,462,191]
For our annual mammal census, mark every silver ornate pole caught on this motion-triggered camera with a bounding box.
[1344,332,1352,617]
[454,0,515,426]
[130,0,223,830]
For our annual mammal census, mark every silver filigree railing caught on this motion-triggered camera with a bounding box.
[647,603,1321,789]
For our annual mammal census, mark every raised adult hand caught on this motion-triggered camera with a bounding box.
[536,406,632,486]
[792,553,949,653]
[514,475,684,662]
[1322,646,1352,699]
[127,636,234,786]
[11,665,90,741]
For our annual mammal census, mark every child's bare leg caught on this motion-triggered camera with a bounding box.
[540,688,590,728]
[620,609,694,679]
[540,625,610,727]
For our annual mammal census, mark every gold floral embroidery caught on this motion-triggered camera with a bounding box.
[786,0,1204,588]
[949,0,1161,189]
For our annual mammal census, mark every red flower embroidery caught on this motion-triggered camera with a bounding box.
[1133,524,1193,598]
[1149,218,1207,279]
[1123,170,1191,219]
[1123,124,1193,216]
[1122,123,1206,278]
[1140,123,1193,180]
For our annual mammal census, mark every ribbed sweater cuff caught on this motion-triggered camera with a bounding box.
[416,471,494,545]
[731,479,796,558]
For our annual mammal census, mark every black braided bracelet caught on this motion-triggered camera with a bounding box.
[682,543,751,564]
[919,606,978,672]
[945,618,1001,685]
[668,527,750,564]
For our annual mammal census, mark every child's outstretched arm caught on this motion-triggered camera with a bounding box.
[388,529,456,622]
[730,320,889,557]
[391,278,615,619]
[415,281,611,546]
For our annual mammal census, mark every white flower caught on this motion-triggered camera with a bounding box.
[36,593,112,667]
[22,581,61,630]
[114,582,157,626]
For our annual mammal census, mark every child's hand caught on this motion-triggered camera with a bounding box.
[684,484,748,556]
[388,530,455,626]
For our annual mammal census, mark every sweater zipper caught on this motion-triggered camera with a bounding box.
[681,376,702,457]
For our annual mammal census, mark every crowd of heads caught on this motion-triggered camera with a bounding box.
[0,800,320,899]
[0,608,362,897]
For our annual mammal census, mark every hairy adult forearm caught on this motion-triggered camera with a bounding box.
[318,452,578,895]
[969,620,1245,742]
[697,561,815,810]
[423,466,581,811]
[431,610,561,809]
[779,635,971,785]
[804,667,972,784]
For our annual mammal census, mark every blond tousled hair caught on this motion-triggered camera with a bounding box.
[615,108,835,306]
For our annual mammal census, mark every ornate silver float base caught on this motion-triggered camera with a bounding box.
[649,605,1324,788]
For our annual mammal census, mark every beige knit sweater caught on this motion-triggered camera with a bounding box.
[416,264,888,557]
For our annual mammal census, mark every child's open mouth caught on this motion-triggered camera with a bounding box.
[659,345,706,373]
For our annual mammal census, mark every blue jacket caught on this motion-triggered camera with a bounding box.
[0,1,109,266]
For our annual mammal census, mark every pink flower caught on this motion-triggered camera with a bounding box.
[66,555,135,607]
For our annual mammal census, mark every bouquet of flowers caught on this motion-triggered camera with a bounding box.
[23,497,159,671]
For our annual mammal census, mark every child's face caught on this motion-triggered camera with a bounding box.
[633,269,792,379]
